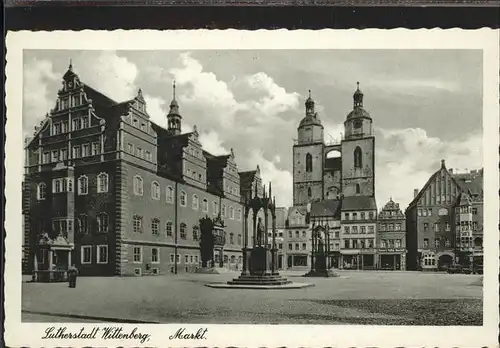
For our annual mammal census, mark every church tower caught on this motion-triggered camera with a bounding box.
[167,81,182,135]
[341,82,375,197]
[293,91,325,206]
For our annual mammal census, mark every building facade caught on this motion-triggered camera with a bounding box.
[285,206,310,270]
[266,207,287,270]
[405,160,483,271]
[23,64,264,277]
[377,198,406,270]
[291,83,381,269]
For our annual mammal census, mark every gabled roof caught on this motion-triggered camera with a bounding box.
[239,170,257,191]
[408,161,483,209]
[83,84,118,108]
[341,196,377,211]
[311,199,342,218]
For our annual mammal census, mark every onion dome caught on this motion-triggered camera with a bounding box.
[346,82,371,120]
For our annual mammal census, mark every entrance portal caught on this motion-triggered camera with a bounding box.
[438,254,453,269]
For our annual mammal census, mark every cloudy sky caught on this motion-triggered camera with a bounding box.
[23,49,483,209]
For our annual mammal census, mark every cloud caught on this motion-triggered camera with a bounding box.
[245,150,294,208]
[244,72,300,116]
[144,95,167,128]
[198,130,229,156]
[370,78,459,94]
[376,127,482,209]
[23,58,59,136]
[75,51,139,102]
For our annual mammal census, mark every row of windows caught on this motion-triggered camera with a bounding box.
[81,245,108,264]
[379,239,403,248]
[343,238,375,249]
[288,230,307,238]
[344,225,375,234]
[131,216,243,244]
[185,167,205,182]
[288,243,307,251]
[131,117,149,132]
[421,222,452,232]
[378,223,402,231]
[36,173,109,200]
[422,238,452,248]
[42,142,101,164]
[343,211,376,221]
[417,209,433,217]
[132,176,243,220]
[169,253,200,265]
[50,114,90,136]
[126,143,153,162]
[76,213,110,234]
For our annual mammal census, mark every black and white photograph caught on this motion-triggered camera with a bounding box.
[4,30,499,347]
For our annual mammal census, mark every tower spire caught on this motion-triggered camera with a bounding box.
[167,80,182,135]
[69,58,73,71]
[305,89,315,115]
[353,81,363,108]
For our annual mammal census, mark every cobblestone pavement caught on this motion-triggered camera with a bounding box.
[22,271,482,325]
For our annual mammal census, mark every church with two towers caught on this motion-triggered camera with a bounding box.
[288,84,404,270]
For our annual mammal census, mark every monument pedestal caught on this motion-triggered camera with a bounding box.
[228,247,291,286]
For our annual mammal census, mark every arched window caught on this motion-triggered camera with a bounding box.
[237,208,242,221]
[229,206,234,219]
[77,214,88,234]
[180,223,187,239]
[354,147,362,168]
[202,198,209,212]
[37,182,46,200]
[166,186,174,203]
[151,181,160,200]
[97,213,109,233]
[97,172,109,193]
[355,184,360,194]
[166,221,173,236]
[133,176,143,196]
[78,175,88,195]
[306,153,313,172]
[192,194,199,210]
[180,191,187,207]
[307,187,312,197]
[192,225,199,240]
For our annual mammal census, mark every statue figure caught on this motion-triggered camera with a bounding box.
[257,217,264,246]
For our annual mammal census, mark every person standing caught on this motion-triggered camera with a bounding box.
[68,265,79,288]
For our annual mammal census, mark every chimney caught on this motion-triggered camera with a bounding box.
[448,168,453,174]
[413,189,419,198]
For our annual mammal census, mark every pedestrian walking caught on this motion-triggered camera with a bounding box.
[68,265,79,288]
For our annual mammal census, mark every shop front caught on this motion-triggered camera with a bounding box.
[377,248,406,270]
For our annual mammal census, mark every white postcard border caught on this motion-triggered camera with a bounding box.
[5,29,500,347]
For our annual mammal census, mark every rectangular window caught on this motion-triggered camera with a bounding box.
[152,248,159,263]
[91,142,100,155]
[60,148,68,160]
[82,143,90,157]
[151,219,159,236]
[288,243,292,250]
[72,118,80,131]
[127,143,133,153]
[222,204,226,217]
[213,201,218,215]
[53,123,62,135]
[360,212,365,220]
[368,226,374,234]
[61,120,69,133]
[345,213,350,220]
[170,254,175,263]
[133,247,142,263]
[352,226,358,234]
[472,208,478,215]
[43,152,50,163]
[360,226,366,234]
[295,243,299,250]
[82,117,89,129]
[133,216,143,233]
[97,245,108,264]
[353,213,358,220]
[81,246,92,264]
[180,191,187,207]
[185,255,189,264]
[72,145,81,159]
[51,150,59,162]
